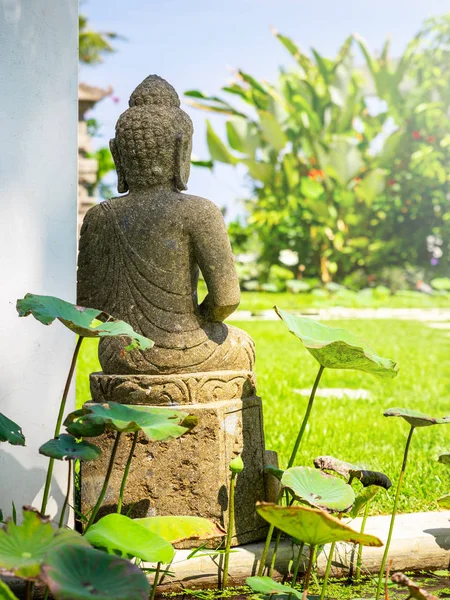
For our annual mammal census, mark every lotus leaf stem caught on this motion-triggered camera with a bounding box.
[150,562,161,600]
[222,470,237,588]
[303,545,316,600]
[85,431,122,531]
[117,430,138,514]
[375,425,415,600]
[258,366,325,577]
[291,542,305,587]
[320,541,336,600]
[258,523,275,576]
[25,581,32,600]
[269,528,282,576]
[356,500,371,580]
[287,365,325,469]
[58,459,72,528]
[41,336,84,514]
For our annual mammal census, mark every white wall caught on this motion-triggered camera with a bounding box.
[0,0,78,519]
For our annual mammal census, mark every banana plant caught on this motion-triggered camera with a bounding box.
[185,31,395,282]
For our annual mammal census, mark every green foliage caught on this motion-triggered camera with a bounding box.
[256,502,382,546]
[281,466,355,512]
[134,516,225,544]
[79,14,119,65]
[437,494,450,509]
[39,434,101,462]
[246,576,303,599]
[84,514,175,563]
[0,580,19,600]
[16,294,153,352]
[438,453,450,467]
[41,545,150,600]
[0,510,88,579]
[64,402,192,441]
[384,408,450,428]
[350,485,381,518]
[188,16,450,281]
[0,413,25,446]
[276,307,398,377]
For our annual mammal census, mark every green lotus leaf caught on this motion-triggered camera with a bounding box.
[384,408,450,428]
[0,509,88,579]
[256,502,383,547]
[437,494,450,509]
[64,402,192,441]
[39,434,101,461]
[0,413,25,446]
[134,516,225,544]
[391,572,439,600]
[0,580,20,600]
[63,410,106,438]
[438,454,450,468]
[84,514,175,563]
[246,576,303,599]
[350,485,380,518]
[275,307,398,378]
[41,545,150,600]
[281,467,355,512]
[16,294,153,352]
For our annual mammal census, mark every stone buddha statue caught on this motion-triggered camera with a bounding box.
[77,75,255,376]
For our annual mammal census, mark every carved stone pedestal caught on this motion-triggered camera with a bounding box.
[81,371,272,546]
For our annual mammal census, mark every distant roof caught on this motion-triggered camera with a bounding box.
[78,83,113,119]
[79,83,113,102]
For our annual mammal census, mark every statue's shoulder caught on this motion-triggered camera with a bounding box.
[178,192,224,220]
[80,199,117,231]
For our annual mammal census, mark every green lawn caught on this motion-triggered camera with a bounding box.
[76,318,450,515]
[238,290,450,312]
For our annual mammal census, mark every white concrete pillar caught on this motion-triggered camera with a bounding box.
[0,0,78,519]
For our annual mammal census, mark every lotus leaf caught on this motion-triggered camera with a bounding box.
[0,580,19,600]
[84,514,175,563]
[134,516,225,544]
[391,572,439,600]
[281,467,355,512]
[384,408,450,428]
[275,307,398,378]
[0,509,88,579]
[256,502,383,547]
[16,294,153,352]
[350,485,380,518]
[437,494,450,509]
[41,545,150,600]
[438,454,450,467]
[246,576,303,599]
[39,434,101,461]
[0,414,25,446]
[64,402,191,441]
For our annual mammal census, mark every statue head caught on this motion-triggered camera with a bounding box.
[110,75,193,193]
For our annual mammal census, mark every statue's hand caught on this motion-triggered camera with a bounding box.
[199,294,238,323]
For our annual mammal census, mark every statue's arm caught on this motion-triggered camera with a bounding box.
[191,200,240,322]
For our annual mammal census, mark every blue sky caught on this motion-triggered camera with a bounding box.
[81,0,450,220]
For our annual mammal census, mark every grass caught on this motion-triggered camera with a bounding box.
[237,290,450,312]
[163,572,450,600]
[76,317,450,515]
